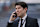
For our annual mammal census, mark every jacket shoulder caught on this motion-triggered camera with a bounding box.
[27,16,37,21]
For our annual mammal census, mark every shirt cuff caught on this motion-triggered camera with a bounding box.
[9,20,14,23]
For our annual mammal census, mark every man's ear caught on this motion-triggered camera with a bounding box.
[25,8,27,11]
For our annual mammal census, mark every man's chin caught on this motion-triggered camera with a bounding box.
[17,15,20,17]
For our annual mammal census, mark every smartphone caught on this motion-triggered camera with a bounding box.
[13,13,17,17]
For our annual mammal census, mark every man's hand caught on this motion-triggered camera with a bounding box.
[9,12,17,21]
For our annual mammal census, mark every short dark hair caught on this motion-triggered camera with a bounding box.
[15,2,28,9]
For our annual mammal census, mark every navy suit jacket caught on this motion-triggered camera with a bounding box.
[7,16,39,27]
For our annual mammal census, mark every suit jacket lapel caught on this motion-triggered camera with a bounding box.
[25,16,31,27]
[25,16,28,27]
[17,19,20,27]
[17,16,28,27]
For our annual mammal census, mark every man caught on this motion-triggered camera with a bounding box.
[7,2,39,27]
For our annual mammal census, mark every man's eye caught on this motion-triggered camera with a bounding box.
[18,7,21,9]
[16,8,17,9]
[18,8,20,9]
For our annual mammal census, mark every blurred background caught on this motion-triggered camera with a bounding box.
[0,0,40,27]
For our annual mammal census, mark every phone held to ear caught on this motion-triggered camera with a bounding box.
[13,13,17,17]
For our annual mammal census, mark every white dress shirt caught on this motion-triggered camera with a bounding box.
[18,14,27,27]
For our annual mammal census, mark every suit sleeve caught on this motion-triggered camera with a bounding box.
[7,22,14,27]
[6,20,19,27]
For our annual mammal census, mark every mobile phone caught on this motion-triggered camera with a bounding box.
[13,13,17,17]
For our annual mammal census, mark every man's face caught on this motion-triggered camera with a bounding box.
[15,5,27,17]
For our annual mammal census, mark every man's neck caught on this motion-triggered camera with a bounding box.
[22,14,27,20]
[20,13,27,18]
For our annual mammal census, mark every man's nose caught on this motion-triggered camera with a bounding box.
[16,9,19,12]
